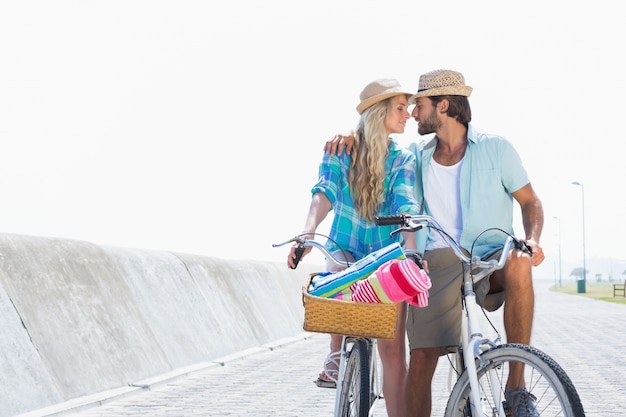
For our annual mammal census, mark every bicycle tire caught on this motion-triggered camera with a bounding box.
[444,343,585,417]
[338,338,371,417]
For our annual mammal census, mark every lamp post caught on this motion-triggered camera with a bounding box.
[571,181,586,293]
[552,216,562,288]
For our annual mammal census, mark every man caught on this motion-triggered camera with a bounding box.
[326,69,545,417]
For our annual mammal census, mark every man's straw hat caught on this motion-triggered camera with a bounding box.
[409,69,473,103]
[357,78,412,115]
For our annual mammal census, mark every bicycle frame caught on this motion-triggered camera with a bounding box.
[459,241,513,417]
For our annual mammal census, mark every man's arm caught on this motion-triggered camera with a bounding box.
[512,183,545,266]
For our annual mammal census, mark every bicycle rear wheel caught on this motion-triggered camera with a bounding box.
[338,338,370,417]
[444,343,585,417]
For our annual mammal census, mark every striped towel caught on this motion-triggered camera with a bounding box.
[342,259,431,307]
[308,243,405,298]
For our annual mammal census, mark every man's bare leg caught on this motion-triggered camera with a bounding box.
[494,251,535,391]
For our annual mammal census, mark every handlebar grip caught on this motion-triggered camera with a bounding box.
[513,238,533,255]
[375,215,406,226]
[290,245,306,269]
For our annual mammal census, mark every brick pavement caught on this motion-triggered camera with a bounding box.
[28,280,626,417]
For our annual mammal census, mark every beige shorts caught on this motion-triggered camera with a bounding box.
[406,247,505,353]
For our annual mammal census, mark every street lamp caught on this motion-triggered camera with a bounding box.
[552,216,562,288]
[571,181,586,293]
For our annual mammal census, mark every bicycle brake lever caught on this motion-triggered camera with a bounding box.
[389,224,423,238]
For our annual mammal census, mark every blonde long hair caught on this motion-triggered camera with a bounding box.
[348,98,393,222]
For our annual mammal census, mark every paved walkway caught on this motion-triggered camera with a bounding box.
[32,280,626,416]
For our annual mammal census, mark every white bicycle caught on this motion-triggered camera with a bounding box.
[376,214,585,417]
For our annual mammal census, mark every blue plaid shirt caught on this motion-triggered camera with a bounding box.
[311,140,420,260]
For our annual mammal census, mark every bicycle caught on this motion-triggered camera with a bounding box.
[272,236,402,417]
[375,214,585,417]
[274,212,585,417]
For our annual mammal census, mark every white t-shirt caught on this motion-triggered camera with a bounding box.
[425,158,463,250]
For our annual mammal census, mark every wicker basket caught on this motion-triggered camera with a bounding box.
[302,275,398,339]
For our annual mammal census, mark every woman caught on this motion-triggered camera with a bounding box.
[287,78,420,417]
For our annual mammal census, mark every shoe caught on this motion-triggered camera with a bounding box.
[505,388,539,417]
[314,376,336,388]
[314,351,340,389]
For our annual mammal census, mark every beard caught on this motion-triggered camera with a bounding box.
[417,107,440,136]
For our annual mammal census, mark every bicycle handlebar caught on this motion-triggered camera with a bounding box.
[273,214,531,276]
[272,236,353,269]
[374,214,532,280]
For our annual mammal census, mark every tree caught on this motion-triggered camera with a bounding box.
[569,267,588,280]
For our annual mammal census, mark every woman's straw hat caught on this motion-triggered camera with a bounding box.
[409,69,473,103]
[357,78,413,115]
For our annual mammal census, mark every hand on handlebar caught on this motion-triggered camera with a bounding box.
[405,252,429,273]
[523,239,544,267]
[287,244,312,269]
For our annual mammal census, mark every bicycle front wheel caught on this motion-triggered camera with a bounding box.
[338,338,370,417]
[444,343,585,417]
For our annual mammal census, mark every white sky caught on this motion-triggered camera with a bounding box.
[1,1,624,280]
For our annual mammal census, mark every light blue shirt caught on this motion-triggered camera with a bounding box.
[407,124,529,257]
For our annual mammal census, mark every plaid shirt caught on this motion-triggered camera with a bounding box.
[311,140,419,260]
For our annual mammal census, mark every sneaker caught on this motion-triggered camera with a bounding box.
[505,388,539,417]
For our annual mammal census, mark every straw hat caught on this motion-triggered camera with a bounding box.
[409,69,473,103]
[356,78,413,115]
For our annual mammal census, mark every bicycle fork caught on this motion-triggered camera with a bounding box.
[462,281,506,417]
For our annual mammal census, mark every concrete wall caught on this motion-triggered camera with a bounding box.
[0,233,321,417]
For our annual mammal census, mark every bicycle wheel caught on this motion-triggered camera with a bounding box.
[338,338,371,417]
[444,343,585,417]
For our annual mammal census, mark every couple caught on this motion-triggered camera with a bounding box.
[287,69,545,417]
